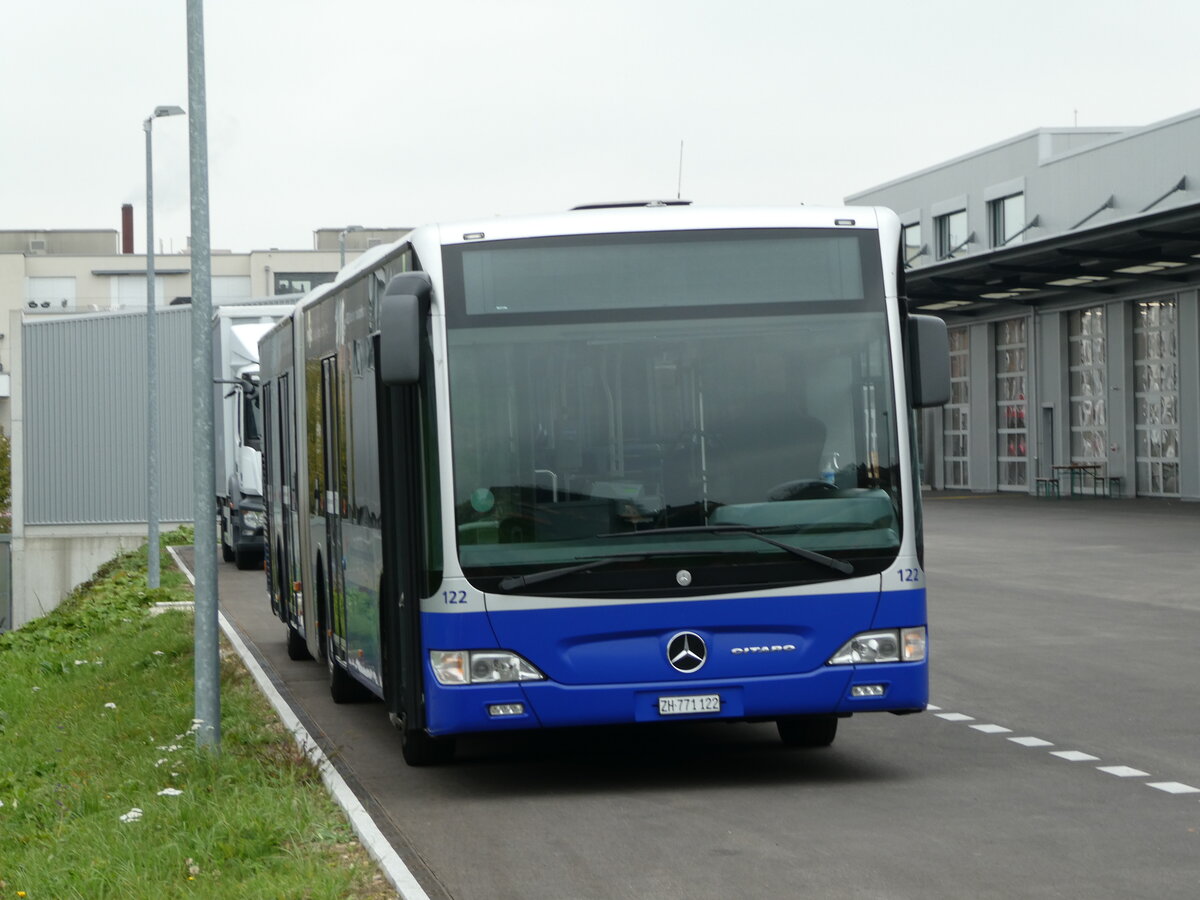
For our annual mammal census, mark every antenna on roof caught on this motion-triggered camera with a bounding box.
[677,140,684,200]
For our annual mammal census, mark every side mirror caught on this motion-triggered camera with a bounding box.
[379,272,432,385]
[907,313,951,408]
[214,377,254,399]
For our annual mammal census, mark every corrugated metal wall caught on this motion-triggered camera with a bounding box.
[23,308,194,524]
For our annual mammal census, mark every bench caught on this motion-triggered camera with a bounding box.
[1035,476,1060,498]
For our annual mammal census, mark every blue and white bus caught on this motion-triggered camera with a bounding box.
[259,202,950,765]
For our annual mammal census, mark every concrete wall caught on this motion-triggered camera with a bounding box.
[11,527,152,628]
[7,249,346,312]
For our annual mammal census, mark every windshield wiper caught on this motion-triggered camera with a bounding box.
[597,525,855,575]
[497,554,647,592]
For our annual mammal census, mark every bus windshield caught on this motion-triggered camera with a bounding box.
[444,230,901,594]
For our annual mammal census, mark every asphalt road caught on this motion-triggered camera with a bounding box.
[203,493,1200,899]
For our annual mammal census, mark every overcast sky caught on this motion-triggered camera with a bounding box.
[4,0,1200,252]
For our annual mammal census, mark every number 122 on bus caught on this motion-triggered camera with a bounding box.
[257,201,950,765]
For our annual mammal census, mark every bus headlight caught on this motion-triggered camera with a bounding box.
[430,650,546,685]
[827,627,926,665]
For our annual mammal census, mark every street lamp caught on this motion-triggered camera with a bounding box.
[145,104,185,589]
[339,224,363,268]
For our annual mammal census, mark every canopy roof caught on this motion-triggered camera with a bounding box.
[905,200,1200,317]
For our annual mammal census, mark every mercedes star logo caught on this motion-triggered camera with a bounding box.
[666,631,707,673]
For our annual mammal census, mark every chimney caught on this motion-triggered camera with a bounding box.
[121,203,134,253]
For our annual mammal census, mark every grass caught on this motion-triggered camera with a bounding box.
[0,527,394,899]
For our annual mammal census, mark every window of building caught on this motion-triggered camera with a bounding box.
[1068,307,1106,465]
[903,223,924,268]
[213,276,251,305]
[26,276,77,310]
[943,327,969,488]
[275,272,335,295]
[995,316,1028,490]
[114,274,164,309]
[989,193,1026,248]
[934,210,968,260]
[1134,299,1180,497]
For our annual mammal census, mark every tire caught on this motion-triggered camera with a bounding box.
[286,625,312,661]
[777,715,838,748]
[326,628,369,703]
[234,542,261,571]
[319,570,371,703]
[220,511,235,562]
[395,713,456,766]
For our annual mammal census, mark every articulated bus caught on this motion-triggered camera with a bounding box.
[259,203,950,765]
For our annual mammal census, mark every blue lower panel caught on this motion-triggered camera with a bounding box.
[487,591,885,685]
[424,659,927,736]
[424,681,544,735]
[836,662,928,714]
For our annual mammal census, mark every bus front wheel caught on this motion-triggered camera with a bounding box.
[777,715,838,748]
[394,713,456,766]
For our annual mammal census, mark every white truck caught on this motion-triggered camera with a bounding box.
[213,302,297,568]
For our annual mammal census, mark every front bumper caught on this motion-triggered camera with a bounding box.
[423,659,928,736]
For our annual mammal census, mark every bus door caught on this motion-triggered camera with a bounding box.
[262,381,280,618]
[277,373,301,629]
[321,357,348,665]
[377,348,426,731]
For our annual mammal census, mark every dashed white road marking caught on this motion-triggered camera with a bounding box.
[1051,750,1101,762]
[926,704,943,711]
[932,701,1199,805]
[1098,766,1150,778]
[1009,737,1054,747]
[1146,782,1200,795]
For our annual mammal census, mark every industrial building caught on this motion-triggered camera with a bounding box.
[849,108,1200,500]
[0,220,407,434]
[0,220,409,629]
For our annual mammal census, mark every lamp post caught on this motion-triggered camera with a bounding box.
[145,104,185,589]
[338,225,363,268]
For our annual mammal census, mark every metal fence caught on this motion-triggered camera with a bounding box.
[23,308,194,525]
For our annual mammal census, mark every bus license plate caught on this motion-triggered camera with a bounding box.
[658,694,721,716]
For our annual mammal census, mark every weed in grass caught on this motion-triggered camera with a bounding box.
[0,527,394,899]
